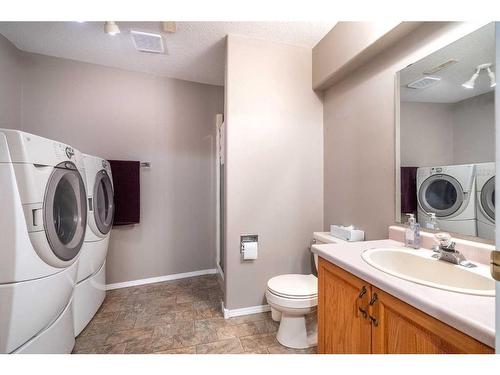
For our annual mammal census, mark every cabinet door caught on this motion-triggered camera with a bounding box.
[318,258,372,354]
[370,287,494,354]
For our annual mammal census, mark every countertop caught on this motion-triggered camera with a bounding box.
[311,239,496,348]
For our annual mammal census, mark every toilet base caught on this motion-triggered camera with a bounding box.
[271,307,282,322]
[276,311,317,349]
[266,286,318,349]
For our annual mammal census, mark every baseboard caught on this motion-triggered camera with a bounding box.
[105,268,217,290]
[222,304,271,319]
[216,263,224,280]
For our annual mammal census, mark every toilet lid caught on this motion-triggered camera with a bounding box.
[267,274,317,298]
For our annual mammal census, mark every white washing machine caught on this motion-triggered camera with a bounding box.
[417,164,476,236]
[73,154,114,336]
[0,129,87,353]
[475,162,495,241]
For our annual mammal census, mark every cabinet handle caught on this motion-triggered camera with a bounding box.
[369,315,379,327]
[368,292,379,326]
[357,286,368,319]
[358,286,367,299]
[358,307,368,318]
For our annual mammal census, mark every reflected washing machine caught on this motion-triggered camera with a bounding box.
[475,162,495,241]
[417,164,476,236]
[73,154,114,336]
[0,129,87,353]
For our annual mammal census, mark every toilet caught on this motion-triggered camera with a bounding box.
[265,232,339,349]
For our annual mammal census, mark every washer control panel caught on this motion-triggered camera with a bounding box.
[430,167,443,174]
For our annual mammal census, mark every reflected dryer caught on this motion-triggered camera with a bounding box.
[475,162,495,241]
[416,164,476,236]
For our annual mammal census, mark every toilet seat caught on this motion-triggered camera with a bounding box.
[267,274,317,299]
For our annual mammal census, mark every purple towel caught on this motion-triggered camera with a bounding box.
[401,167,418,214]
[109,160,140,226]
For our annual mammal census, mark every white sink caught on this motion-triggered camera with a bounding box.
[361,247,495,297]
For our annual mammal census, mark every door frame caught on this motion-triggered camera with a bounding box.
[215,113,224,279]
[494,21,500,353]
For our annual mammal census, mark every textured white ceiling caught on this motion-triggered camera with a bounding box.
[400,22,495,103]
[0,21,335,86]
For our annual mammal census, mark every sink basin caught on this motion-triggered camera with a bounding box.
[361,247,495,297]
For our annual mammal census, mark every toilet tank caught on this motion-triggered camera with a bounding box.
[311,232,343,276]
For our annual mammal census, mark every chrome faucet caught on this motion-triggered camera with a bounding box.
[431,232,476,268]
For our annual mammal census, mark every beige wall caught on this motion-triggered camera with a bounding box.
[224,35,323,309]
[312,22,422,90]
[322,22,487,240]
[4,46,223,284]
[0,34,22,129]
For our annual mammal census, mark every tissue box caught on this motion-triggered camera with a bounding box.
[330,225,365,242]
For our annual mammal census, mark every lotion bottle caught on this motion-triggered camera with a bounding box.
[405,214,420,249]
[426,212,439,230]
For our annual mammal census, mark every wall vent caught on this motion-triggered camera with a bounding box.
[406,76,441,89]
[131,30,164,54]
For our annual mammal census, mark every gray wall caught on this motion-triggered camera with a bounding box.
[322,22,483,240]
[452,92,495,164]
[400,102,454,167]
[401,92,495,167]
[1,38,224,284]
[224,35,324,309]
[0,34,22,129]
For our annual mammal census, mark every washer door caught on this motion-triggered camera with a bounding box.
[418,174,464,218]
[93,170,114,235]
[43,162,87,261]
[481,176,495,222]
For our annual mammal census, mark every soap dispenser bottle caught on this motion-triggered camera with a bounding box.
[405,214,420,249]
[425,212,439,230]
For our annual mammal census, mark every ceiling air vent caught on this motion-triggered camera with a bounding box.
[423,59,458,75]
[406,76,441,90]
[131,30,164,54]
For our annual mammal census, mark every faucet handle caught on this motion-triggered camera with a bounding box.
[435,232,451,242]
[440,241,457,252]
[435,232,453,248]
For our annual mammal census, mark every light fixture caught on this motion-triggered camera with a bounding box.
[104,21,120,36]
[462,68,480,89]
[487,67,496,88]
[462,63,495,89]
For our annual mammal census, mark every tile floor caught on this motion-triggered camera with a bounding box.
[73,274,317,354]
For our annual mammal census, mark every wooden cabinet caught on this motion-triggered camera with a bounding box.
[318,257,494,354]
[318,256,371,353]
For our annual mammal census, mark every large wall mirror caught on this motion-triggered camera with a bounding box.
[396,22,495,243]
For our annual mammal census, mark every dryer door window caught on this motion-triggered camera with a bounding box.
[480,176,495,221]
[419,174,464,217]
[93,170,114,234]
[44,162,87,261]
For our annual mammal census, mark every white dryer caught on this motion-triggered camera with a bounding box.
[73,154,114,336]
[417,164,476,236]
[0,129,87,353]
[475,162,495,241]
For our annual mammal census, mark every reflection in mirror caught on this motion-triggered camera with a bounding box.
[397,22,495,242]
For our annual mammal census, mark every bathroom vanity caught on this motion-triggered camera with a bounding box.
[312,229,495,354]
